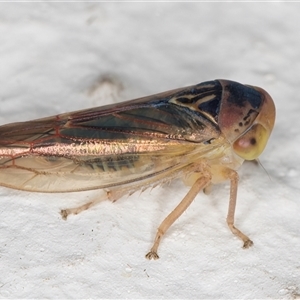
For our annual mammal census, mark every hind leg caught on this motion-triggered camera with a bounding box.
[60,189,120,220]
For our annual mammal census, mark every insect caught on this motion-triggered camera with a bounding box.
[0,79,275,259]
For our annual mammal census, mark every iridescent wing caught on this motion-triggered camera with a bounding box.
[0,80,223,192]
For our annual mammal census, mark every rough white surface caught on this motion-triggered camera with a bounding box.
[0,3,299,299]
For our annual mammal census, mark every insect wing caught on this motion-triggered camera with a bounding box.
[0,81,222,192]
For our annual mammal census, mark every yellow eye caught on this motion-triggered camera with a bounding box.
[233,124,269,160]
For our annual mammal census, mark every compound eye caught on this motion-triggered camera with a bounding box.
[233,124,269,160]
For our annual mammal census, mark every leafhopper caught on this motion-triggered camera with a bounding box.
[0,79,275,259]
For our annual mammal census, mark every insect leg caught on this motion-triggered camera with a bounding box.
[60,192,110,220]
[145,175,211,260]
[60,189,125,220]
[226,169,253,248]
[60,185,142,220]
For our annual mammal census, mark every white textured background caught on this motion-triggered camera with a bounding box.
[0,3,299,299]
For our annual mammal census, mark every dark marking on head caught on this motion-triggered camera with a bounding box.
[250,138,256,145]
[175,80,222,105]
[194,80,223,93]
[244,120,250,126]
[225,82,262,109]
[198,97,221,120]
[176,97,194,104]
[172,80,223,123]
[239,122,243,127]
[243,109,257,121]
